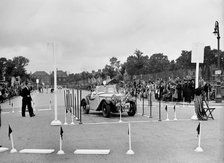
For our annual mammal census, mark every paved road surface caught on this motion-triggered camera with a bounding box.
[0,89,223,163]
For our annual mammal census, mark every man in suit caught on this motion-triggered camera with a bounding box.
[21,82,35,117]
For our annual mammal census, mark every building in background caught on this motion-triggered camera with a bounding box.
[32,71,51,86]
[50,70,68,87]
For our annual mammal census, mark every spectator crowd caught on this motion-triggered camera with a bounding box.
[124,77,214,103]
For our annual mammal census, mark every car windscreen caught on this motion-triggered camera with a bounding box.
[96,85,118,94]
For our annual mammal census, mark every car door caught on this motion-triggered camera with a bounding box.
[89,92,100,110]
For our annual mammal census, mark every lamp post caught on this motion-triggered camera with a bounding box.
[213,21,222,103]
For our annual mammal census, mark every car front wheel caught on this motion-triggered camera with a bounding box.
[102,101,111,118]
[81,99,89,114]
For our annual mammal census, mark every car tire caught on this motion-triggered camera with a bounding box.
[81,99,89,114]
[128,102,136,116]
[102,101,111,118]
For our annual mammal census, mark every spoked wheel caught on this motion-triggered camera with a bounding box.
[81,100,89,114]
[102,101,111,118]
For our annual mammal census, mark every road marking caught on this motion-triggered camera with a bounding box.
[2,112,10,114]
[0,147,9,152]
[74,149,110,155]
[82,118,192,125]
[19,149,55,154]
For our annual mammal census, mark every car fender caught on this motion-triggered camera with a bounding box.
[97,99,111,111]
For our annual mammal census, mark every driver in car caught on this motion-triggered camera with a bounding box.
[90,89,96,100]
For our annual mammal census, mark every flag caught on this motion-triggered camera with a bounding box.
[60,126,63,140]
[173,105,176,112]
[196,123,200,137]
[8,125,12,140]
[165,105,167,112]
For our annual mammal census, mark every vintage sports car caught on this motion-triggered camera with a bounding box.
[80,84,136,117]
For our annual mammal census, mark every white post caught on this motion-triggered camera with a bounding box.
[174,104,177,120]
[57,127,64,154]
[51,41,61,126]
[71,106,74,125]
[119,108,122,123]
[10,133,17,153]
[195,122,203,152]
[126,123,134,155]
[64,109,68,125]
[191,62,199,120]
[11,103,14,113]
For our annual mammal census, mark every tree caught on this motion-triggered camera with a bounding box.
[169,60,177,71]
[175,50,194,69]
[102,64,117,79]
[0,57,7,80]
[148,53,170,73]
[124,49,149,77]
[109,57,121,71]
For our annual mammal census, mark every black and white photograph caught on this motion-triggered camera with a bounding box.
[0,0,223,162]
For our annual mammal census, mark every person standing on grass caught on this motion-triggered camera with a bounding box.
[21,81,35,117]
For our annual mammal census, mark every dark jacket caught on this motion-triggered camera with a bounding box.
[21,86,32,100]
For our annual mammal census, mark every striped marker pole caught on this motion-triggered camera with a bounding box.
[158,100,162,121]
[195,122,203,152]
[50,41,62,126]
[75,94,78,120]
[165,105,169,121]
[64,90,68,125]
[173,104,177,120]
[9,125,17,153]
[79,89,82,124]
[126,123,134,155]
[119,108,122,123]
[11,103,14,113]
[142,96,144,116]
[149,92,152,118]
[57,126,64,154]
[76,89,79,120]
[70,91,75,125]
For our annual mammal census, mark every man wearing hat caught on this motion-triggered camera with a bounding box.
[21,82,35,117]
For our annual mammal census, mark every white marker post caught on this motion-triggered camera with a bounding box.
[191,43,204,120]
[64,109,68,125]
[126,123,134,155]
[119,108,122,123]
[165,105,169,121]
[173,104,177,121]
[195,122,203,152]
[9,126,17,153]
[50,41,61,126]
[70,91,74,125]
[11,103,14,113]
[57,126,64,155]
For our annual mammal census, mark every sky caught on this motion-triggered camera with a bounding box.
[0,0,223,74]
